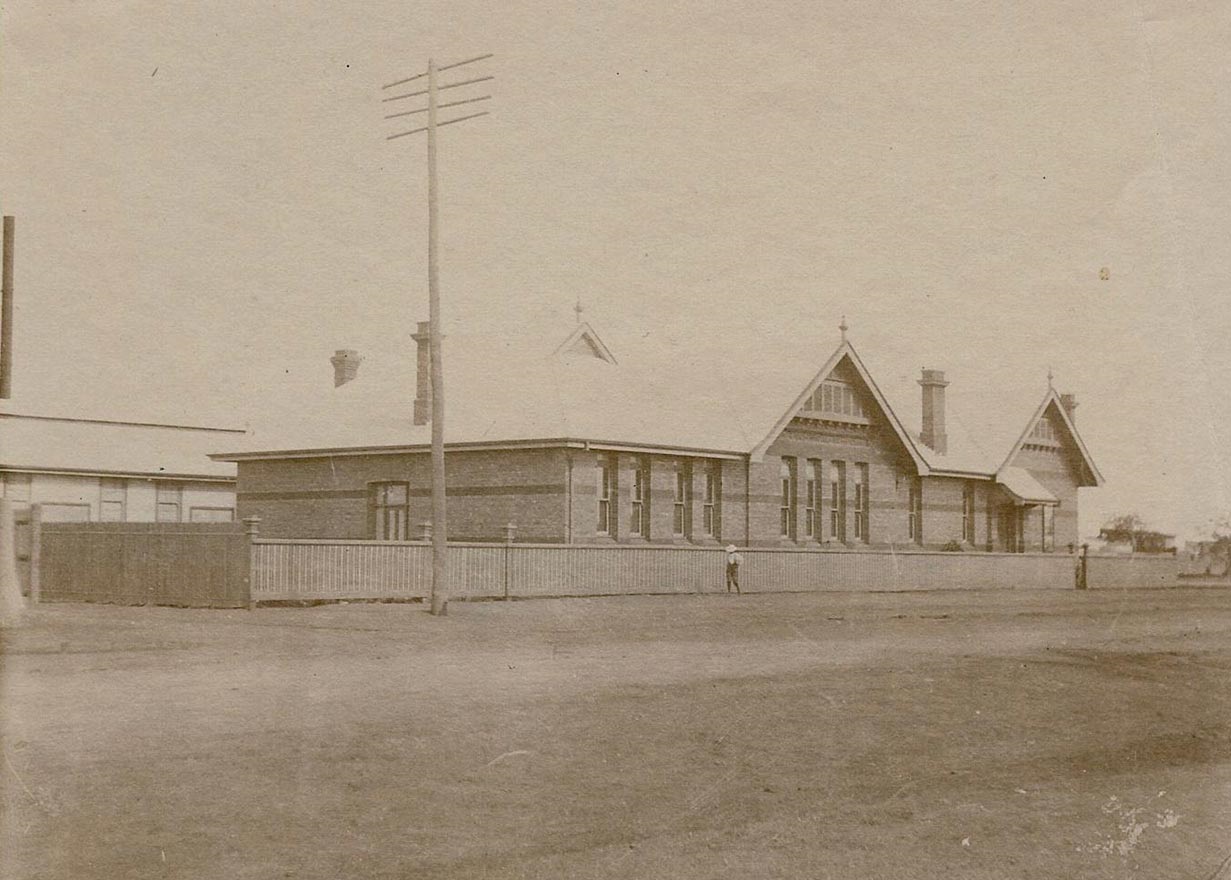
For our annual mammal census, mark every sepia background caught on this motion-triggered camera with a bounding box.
[0,0,1227,541]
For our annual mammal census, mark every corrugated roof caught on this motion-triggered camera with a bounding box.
[0,408,241,480]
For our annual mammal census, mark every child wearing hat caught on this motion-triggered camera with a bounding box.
[725,545,743,594]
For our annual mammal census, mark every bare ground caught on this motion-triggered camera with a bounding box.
[3,587,1231,879]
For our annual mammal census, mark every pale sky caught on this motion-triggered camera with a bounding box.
[1,1,1228,540]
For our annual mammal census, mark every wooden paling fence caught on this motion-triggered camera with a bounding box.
[17,514,1185,608]
[36,519,252,608]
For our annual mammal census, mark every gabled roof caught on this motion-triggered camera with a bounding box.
[553,321,618,365]
[215,322,1102,489]
[998,389,1104,487]
[748,339,930,473]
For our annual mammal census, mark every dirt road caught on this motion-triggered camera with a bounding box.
[3,588,1229,879]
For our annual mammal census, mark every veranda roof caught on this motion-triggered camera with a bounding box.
[997,466,1059,505]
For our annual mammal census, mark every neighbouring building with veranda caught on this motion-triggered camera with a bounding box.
[214,320,1102,551]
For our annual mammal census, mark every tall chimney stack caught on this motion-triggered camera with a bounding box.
[330,349,362,387]
[918,368,949,454]
[1059,393,1078,425]
[0,216,14,400]
[413,320,432,425]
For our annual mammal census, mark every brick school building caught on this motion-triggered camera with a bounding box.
[214,321,1101,552]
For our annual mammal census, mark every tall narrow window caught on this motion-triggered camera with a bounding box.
[829,461,846,542]
[812,380,866,418]
[1030,418,1058,443]
[100,478,126,522]
[156,484,182,523]
[1042,505,1055,552]
[853,463,869,542]
[962,483,976,544]
[804,461,818,539]
[908,477,923,544]
[371,482,409,540]
[673,461,691,537]
[596,455,614,536]
[702,462,720,538]
[780,458,797,539]
[630,457,649,538]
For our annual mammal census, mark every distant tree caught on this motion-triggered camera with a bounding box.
[1100,513,1174,554]
[1208,515,1231,576]
[1100,513,1146,547]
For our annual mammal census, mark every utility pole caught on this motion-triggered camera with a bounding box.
[382,55,491,617]
[1,216,14,400]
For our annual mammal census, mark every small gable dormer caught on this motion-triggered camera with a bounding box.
[554,321,617,365]
[1002,390,1103,487]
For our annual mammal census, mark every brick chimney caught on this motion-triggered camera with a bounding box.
[1059,393,1078,425]
[918,368,949,454]
[330,349,362,387]
[413,320,431,425]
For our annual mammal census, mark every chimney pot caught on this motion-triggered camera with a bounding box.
[330,349,362,387]
[918,367,949,454]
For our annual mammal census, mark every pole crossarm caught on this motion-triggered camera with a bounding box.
[378,54,491,616]
[381,53,493,90]
[385,94,491,120]
[382,75,494,103]
[387,110,490,140]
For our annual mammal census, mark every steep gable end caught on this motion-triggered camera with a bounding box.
[1000,391,1103,487]
[750,341,929,472]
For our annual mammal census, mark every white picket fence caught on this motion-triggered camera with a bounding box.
[248,540,1180,603]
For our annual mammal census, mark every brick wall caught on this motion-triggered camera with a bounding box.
[760,416,917,548]
[920,476,965,548]
[237,448,569,541]
[562,452,743,545]
[232,415,1088,552]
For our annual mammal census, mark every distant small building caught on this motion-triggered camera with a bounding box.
[215,321,1103,552]
[1084,535,1134,555]
[1095,526,1177,555]
[0,407,241,522]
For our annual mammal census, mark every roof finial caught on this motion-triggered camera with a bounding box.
[1047,366,1054,389]
[839,314,848,342]
[574,298,584,325]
